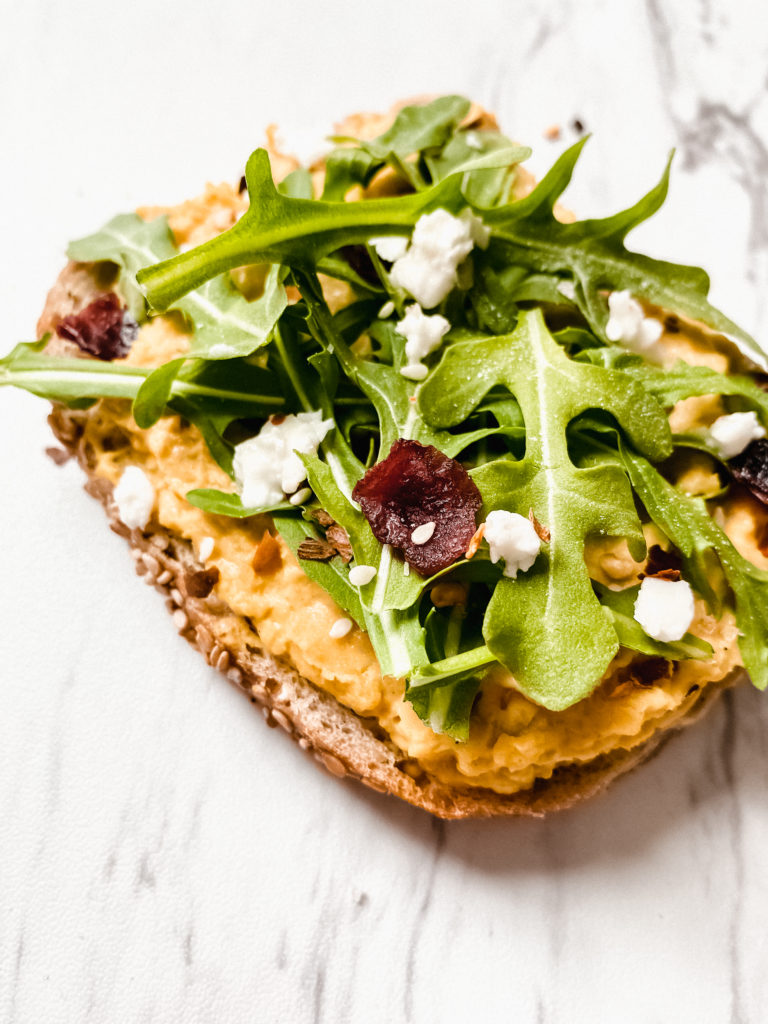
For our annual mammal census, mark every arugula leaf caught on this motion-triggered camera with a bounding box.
[132,357,186,428]
[68,213,174,320]
[0,342,283,477]
[183,262,287,359]
[137,151,464,310]
[419,309,672,711]
[619,447,768,689]
[594,583,713,660]
[346,95,471,162]
[185,488,293,517]
[407,676,482,742]
[613,355,768,423]
[482,141,764,366]
[330,95,472,191]
[426,131,530,208]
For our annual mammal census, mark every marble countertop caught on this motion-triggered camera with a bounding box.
[2,1,768,1021]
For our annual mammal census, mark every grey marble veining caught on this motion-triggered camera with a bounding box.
[2,1,768,1021]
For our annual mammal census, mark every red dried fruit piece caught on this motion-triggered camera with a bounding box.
[730,438,768,505]
[352,438,482,575]
[642,544,683,577]
[55,292,138,361]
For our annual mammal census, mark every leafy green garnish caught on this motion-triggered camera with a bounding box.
[482,142,761,363]
[594,584,713,661]
[419,309,672,710]
[620,448,768,690]
[185,488,293,517]
[137,154,464,311]
[6,94,768,742]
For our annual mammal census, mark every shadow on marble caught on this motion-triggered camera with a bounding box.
[336,683,768,874]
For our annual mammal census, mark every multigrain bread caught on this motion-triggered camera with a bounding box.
[32,103,761,818]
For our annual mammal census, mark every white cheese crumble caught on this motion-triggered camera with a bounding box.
[378,300,395,319]
[411,521,436,545]
[605,290,664,354]
[389,208,487,308]
[557,279,576,301]
[460,208,491,248]
[483,510,541,578]
[633,577,695,642]
[233,411,333,508]
[113,466,155,531]
[329,617,353,639]
[198,536,215,562]
[395,304,451,379]
[349,564,377,586]
[370,236,409,262]
[707,411,766,459]
[400,364,429,381]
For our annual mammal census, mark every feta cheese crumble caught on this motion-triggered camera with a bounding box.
[399,364,429,381]
[708,411,766,459]
[389,208,487,308]
[483,510,541,578]
[198,536,215,562]
[113,466,155,530]
[329,617,353,639]
[633,577,695,643]
[233,411,333,508]
[605,290,663,355]
[395,304,451,379]
[370,236,409,262]
[411,521,436,545]
[349,564,377,586]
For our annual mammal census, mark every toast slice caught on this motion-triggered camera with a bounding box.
[40,261,744,819]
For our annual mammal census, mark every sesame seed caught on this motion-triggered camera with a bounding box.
[198,536,215,562]
[411,521,436,545]
[329,617,353,639]
[272,709,291,732]
[289,487,312,506]
[142,553,160,576]
[349,564,377,586]
[378,300,395,318]
[172,609,188,632]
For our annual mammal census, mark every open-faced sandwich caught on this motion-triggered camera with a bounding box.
[4,96,768,817]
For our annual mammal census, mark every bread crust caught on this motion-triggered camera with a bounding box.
[40,255,744,819]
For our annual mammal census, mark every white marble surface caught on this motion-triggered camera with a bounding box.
[2,2,768,1021]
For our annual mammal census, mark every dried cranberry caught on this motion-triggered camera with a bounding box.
[730,438,768,505]
[642,544,683,578]
[55,292,137,360]
[352,438,482,575]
